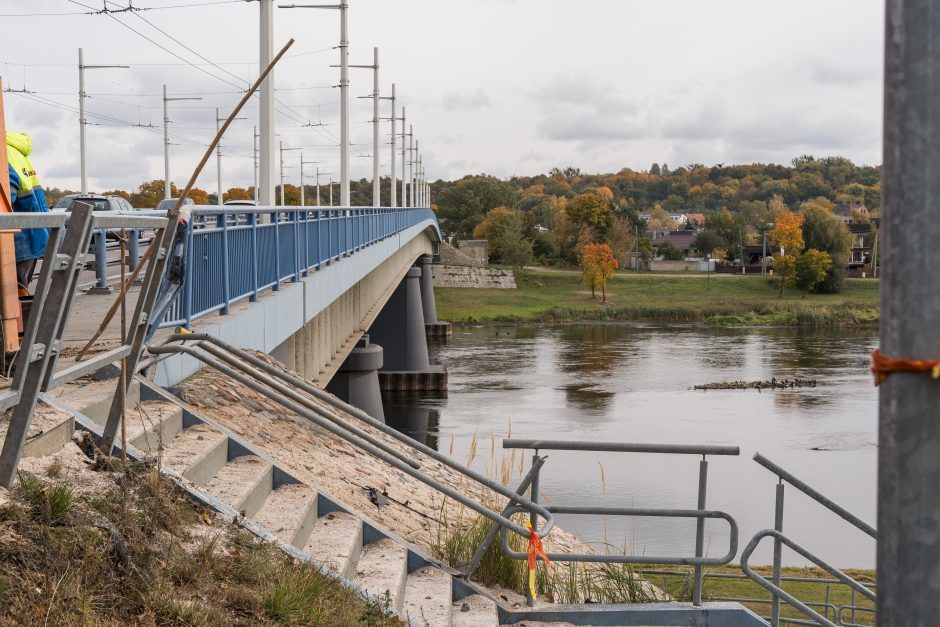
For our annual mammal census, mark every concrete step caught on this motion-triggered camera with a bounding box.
[161,423,228,486]
[402,566,453,627]
[352,538,409,612]
[451,594,498,627]
[0,402,74,459]
[77,380,141,426]
[125,401,183,455]
[253,483,318,548]
[304,511,363,579]
[204,455,273,518]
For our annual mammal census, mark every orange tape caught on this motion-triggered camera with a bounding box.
[526,519,552,599]
[871,349,940,386]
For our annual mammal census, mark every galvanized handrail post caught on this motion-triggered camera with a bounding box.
[527,451,541,607]
[219,211,231,315]
[249,212,259,302]
[693,456,708,605]
[183,219,194,329]
[91,229,110,293]
[771,480,785,625]
[272,209,281,290]
[292,209,300,282]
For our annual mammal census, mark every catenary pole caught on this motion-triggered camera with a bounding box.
[78,48,127,194]
[253,126,259,201]
[259,0,276,204]
[401,108,409,207]
[878,0,940,623]
[382,83,397,207]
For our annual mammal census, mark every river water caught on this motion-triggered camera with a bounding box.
[383,323,878,568]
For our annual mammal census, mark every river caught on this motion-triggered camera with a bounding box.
[383,323,878,568]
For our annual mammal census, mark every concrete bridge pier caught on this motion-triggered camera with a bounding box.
[368,267,447,392]
[325,334,385,422]
[417,254,451,338]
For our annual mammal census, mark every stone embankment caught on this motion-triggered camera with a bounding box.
[432,265,517,289]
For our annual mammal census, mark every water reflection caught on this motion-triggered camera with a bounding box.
[392,324,879,568]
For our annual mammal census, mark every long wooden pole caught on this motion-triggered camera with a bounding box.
[76,38,295,362]
[0,78,23,352]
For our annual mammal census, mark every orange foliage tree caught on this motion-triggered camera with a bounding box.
[769,209,805,295]
[580,243,619,302]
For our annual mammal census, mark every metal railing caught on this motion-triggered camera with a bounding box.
[144,205,439,329]
[0,207,170,486]
[499,439,740,607]
[146,332,555,543]
[741,453,877,627]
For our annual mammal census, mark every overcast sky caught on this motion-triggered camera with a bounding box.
[1,0,884,194]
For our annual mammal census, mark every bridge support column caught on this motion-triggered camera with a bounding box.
[369,266,447,391]
[326,334,385,421]
[417,254,451,339]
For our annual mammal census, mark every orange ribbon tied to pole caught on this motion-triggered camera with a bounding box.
[526,519,552,600]
[871,349,940,386]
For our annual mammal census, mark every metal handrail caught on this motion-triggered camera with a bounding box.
[157,205,440,329]
[148,338,554,539]
[754,453,876,539]
[499,504,739,566]
[741,530,875,627]
[504,439,740,456]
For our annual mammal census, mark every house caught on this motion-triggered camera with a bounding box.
[683,213,706,227]
[848,222,875,268]
[832,201,871,224]
[651,230,698,258]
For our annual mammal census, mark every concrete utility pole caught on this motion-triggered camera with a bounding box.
[279,142,301,205]
[162,85,201,199]
[408,129,414,207]
[350,46,379,206]
[381,83,397,207]
[78,48,127,194]
[280,2,349,205]
[259,0,276,205]
[412,139,419,207]
[401,108,409,207]
[300,157,319,206]
[879,0,940,623]
[253,126,259,201]
[328,176,333,206]
[216,108,245,204]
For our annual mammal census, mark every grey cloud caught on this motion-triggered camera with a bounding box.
[441,88,491,111]
[534,74,646,143]
[808,60,877,87]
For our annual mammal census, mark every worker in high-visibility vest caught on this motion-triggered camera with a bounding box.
[6,131,50,297]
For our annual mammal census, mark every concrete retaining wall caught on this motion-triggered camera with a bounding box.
[431,265,516,289]
[650,259,705,272]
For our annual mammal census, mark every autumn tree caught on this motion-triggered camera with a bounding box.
[473,206,532,267]
[646,204,677,231]
[224,187,253,202]
[794,249,833,293]
[801,201,852,293]
[693,230,727,258]
[188,187,210,205]
[131,180,178,208]
[566,192,612,238]
[580,243,618,302]
[100,189,131,201]
[769,209,805,295]
[606,217,636,267]
[436,176,517,239]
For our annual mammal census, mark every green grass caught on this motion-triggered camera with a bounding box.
[638,564,875,625]
[435,268,880,326]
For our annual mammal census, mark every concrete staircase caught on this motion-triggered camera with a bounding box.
[52,378,499,626]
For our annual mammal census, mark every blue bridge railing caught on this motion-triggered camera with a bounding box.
[143,206,438,329]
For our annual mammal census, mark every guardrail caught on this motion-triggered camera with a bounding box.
[741,453,877,627]
[499,439,740,607]
[145,205,438,329]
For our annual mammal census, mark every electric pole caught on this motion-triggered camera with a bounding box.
[300,156,319,206]
[280,2,350,205]
[401,109,409,207]
[78,48,127,194]
[216,108,245,204]
[350,46,379,206]
[253,126,259,202]
[259,0,276,205]
[381,83,397,207]
[162,85,201,199]
[279,142,301,205]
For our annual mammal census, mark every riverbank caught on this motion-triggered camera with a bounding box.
[435,268,880,326]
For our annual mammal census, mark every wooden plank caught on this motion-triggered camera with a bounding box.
[0,78,23,351]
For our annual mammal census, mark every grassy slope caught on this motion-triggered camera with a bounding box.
[0,462,398,626]
[436,269,880,326]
